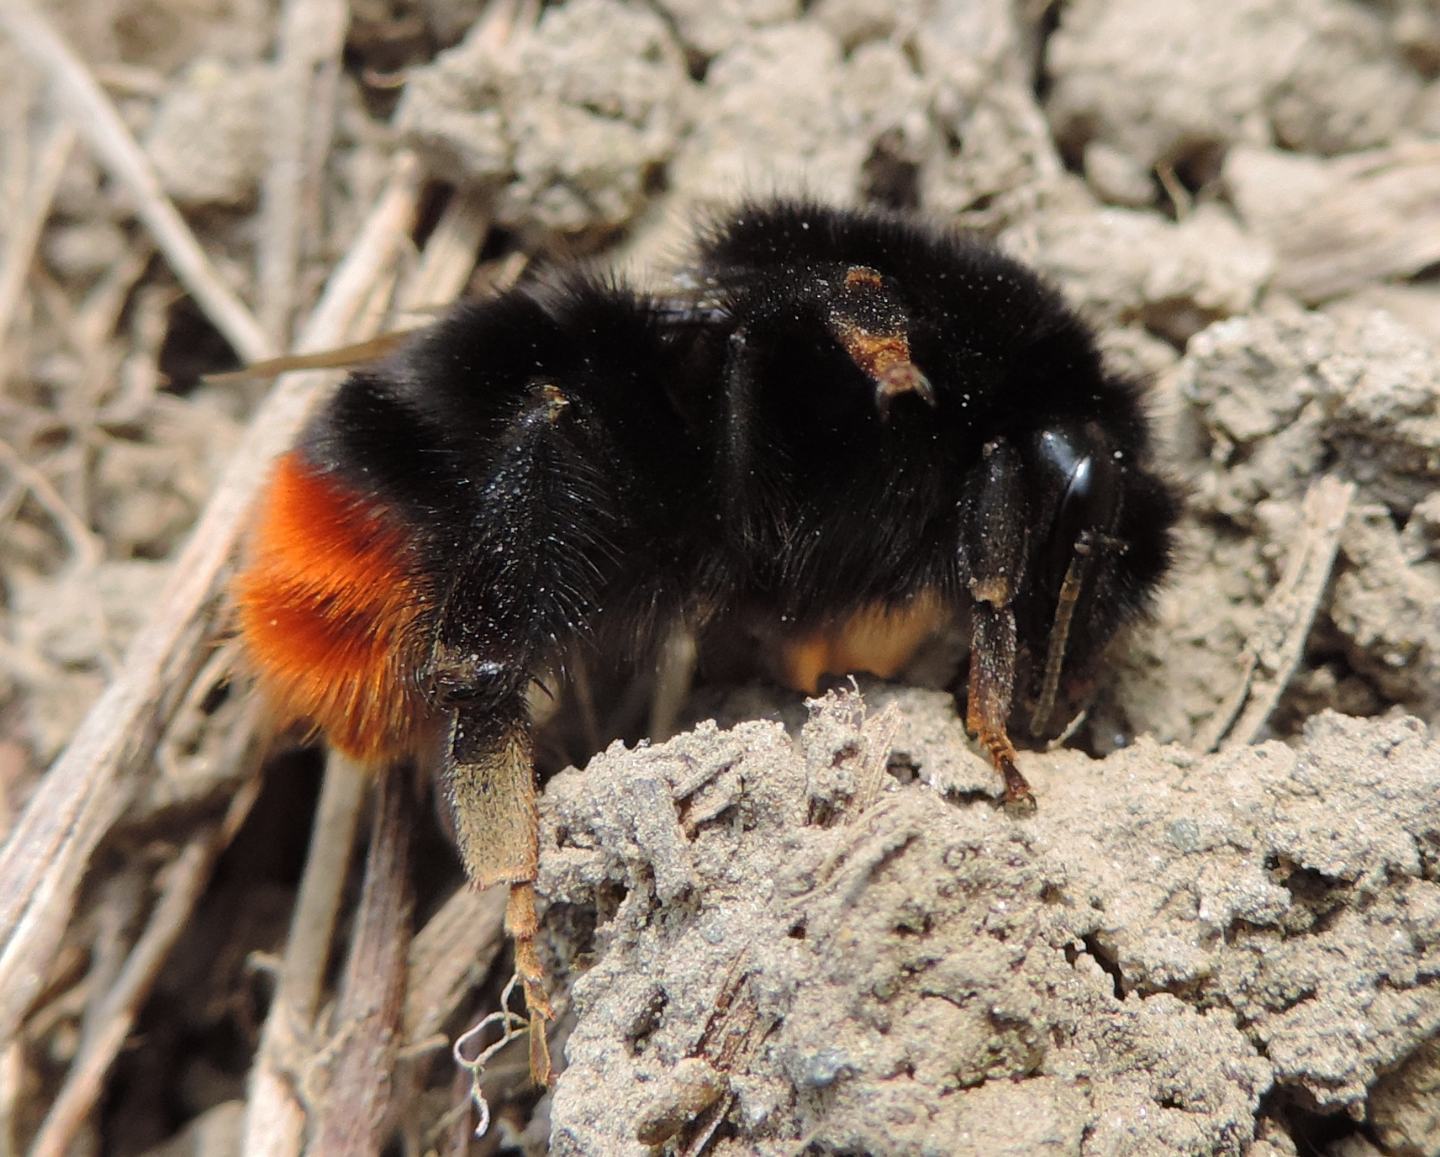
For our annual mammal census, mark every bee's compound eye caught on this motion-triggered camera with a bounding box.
[1031,423,1124,592]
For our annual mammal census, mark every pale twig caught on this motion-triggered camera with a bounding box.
[257,0,349,343]
[240,756,367,1157]
[396,184,491,313]
[74,873,145,1059]
[0,437,103,570]
[0,120,75,348]
[851,702,901,818]
[0,70,30,231]
[0,157,423,1051]
[649,622,698,742]
[1154,160,1192,221]
[470,0,538,54]
[311,770,415,1154]
[75,243,154,366]
[0,1,272,363]
[286,765,371,1022]
[295,153,424,353]
[0,1038,22,1156]
[1200,477,1355,752]
[14,949,89,1044]
[29,776,261,1157]
[89,62,167,98]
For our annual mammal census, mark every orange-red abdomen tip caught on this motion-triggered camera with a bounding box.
[235,450,431,763]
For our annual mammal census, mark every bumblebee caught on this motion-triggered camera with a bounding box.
[234,199,1181,1079]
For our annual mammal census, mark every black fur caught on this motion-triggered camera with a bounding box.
[300,198,1181,740]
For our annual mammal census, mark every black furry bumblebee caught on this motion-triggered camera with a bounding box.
[236,198,1181,1079]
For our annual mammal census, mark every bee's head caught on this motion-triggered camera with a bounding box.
[1021,417,1180,736]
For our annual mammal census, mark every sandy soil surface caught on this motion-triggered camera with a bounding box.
[1,0,1437,1154]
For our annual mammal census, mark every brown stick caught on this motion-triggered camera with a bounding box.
[404,885,507,1045]
[240,754,368,1157]
[311,769,415,1154]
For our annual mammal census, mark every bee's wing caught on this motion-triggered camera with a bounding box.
[648,278,732,332]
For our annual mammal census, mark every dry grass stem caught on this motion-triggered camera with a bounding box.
[397,185,492,315]
[0,157,424,1051]
[239,756,367,1157]
[29,776,262,1157]
[0,438,103,570]
[0,121,75,350]
[257,0,350,343]
[0,2,272,363]
[293,152,424,353]
[1273,143,1440,304]
[1200,476,1356,752]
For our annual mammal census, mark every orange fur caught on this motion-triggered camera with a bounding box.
[234,451,431,762]
[778,593,946,694]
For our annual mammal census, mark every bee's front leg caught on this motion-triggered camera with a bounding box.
[961,438,1036,812]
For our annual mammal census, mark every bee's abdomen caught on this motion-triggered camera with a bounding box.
[234,449,432,763]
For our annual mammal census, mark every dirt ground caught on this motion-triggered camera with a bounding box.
[1,0,1438,1154]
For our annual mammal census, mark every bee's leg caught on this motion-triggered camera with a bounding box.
[961,438,1036,810]
[718,328,787,547]
[967,605,1035,810]
[442,692,555,1083]
[718,330,760,511]
[429,378,635,1085]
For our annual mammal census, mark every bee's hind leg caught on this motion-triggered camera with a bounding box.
[441,688,555,1084]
